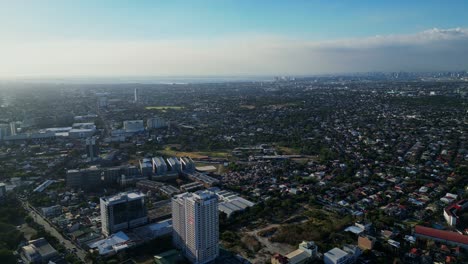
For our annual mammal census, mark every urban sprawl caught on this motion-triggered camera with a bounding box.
[0,72,467,264]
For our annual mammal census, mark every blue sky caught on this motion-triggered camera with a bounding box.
[2,0,468,40]
[1,0,468,77]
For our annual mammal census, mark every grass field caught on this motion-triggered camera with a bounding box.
[158,146,230,159]
[145,106,184,110]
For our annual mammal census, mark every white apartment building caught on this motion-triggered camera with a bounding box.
[172,190,219,264]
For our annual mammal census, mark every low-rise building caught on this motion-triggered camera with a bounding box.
[21,238,59,264]
[272,241,317,264]
[358,235,376,250]
[324,244,361,264]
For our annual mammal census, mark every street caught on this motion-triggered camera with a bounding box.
[22,202,89,263]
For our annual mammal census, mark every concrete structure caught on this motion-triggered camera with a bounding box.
[0,182,6,198]
[88,231,131,256]
[123,120,144,133]
[414,225,468,249]
[69,122,96,138]
[180,157,195,172]
[147,117,167,129]
[210,188,255,217]
[100,192,148,236]
[271,253,289,264]
[152,157,168,176]
[324,245,361,264]
[136,180,180,197]
[98,96,108,108]
[134,87,139,102]
[358,235,376,250]
[86,137,99,161]
[154,250,186,264]
[20,238,59,264]
[273,241,317,264]
[0,123,10,139]
[66,167,102,190]
[166,157,182,173]
[443,199,468,227]
[41,205,62,218]
[172,190,219,264]
[33,180,54,193]
[139,158,153,178]
[324,248,349,264]
[186,172,219,187]
[9,121,17,135]
[2,132,56,142]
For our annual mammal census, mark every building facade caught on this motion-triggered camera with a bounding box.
[100,192,148,236]
[172,191,219,264]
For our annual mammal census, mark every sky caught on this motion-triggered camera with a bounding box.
[1,0,468,78]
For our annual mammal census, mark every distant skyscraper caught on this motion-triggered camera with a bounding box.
[9,121,16,136]
[100,192,148,236]
[134,88,138,102]
[85,137,99,161]
[172,190,219,264]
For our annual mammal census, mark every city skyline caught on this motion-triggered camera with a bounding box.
[1,1,468,78]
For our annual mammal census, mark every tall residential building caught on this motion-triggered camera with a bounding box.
[10,121,17,135]
[0,182,6,198]
[147,117,167,129]
[134,88,138,102]
[100,192,148,236]
[86,137,99,161]
[172,191,219,264]
[0,123,10,139]
[66,167,102,190]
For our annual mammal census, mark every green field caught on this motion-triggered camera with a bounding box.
[145,106,184,110]
[157,146,230,159]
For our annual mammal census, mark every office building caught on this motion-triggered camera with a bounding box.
[172,190,219,264]
[66,167,102,190]
[86,137,99,161]
[134,88,139,102]
[100,192,148,236]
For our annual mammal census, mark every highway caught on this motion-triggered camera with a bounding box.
[22,202,89,263]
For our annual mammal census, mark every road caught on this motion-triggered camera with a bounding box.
[22,202,89,263]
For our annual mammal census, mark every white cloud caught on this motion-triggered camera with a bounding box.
[0,28,467,78]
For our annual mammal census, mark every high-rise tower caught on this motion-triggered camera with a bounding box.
[172,190,219,264]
